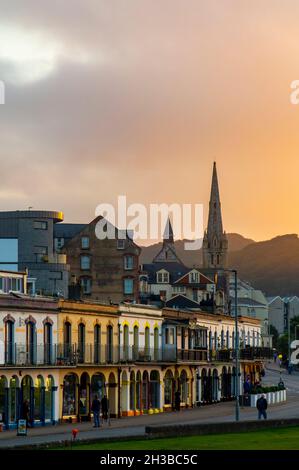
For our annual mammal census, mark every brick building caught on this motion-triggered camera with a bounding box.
[56,216,140,304]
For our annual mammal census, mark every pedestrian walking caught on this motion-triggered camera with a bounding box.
[256,394,268,420]
[101,394,109,423]
[91,394,101,428]
[21,399,30,428]
[273,351,278,363]
[174,389,181,411]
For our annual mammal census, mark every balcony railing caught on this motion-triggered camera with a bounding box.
[209,347,273,362]
[1,343,272,367]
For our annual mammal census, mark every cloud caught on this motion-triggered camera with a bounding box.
[0,1,299,238]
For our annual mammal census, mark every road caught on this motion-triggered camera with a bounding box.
[0,361,298,448]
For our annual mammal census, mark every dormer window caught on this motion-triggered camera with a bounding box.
[157,270,169,283]
[189,271,199,283]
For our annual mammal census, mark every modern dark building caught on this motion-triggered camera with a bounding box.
[0,210,69,297]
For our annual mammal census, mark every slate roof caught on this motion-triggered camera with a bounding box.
[142,262,190,284]
[233,297,267,307]
[54,223,87,239]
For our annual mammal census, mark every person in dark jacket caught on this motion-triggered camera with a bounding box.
[101,395,109,422]
[174,390,181,411]
[256,394,268,419]
[91,395,101,428]
[21,400,30,428]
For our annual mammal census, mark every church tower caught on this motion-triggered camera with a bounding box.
[202,162,228,269]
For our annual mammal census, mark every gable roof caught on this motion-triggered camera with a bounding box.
[174,269,214,286]
[165,294,202,309]
[142,262,189,284]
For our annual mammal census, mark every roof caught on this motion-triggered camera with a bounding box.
[233,297,267,307]
[0,210,63,223]
[267,296,284,304]
[54,223,87,239]
[166,294,202,309]
[142,262,190,284]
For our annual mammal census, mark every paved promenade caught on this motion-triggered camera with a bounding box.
[0,362,298,449]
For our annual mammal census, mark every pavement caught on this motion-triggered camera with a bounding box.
[1,361,299,449]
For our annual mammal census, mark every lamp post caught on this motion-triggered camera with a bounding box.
[218,268,239,421]
[232,269,240,422]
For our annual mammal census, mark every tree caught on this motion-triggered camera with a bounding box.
[290,316,299,341]
[277,334,289,356]
[269,325,279,349]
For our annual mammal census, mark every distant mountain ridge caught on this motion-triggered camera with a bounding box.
[140,233,255,265]
[140,233,299,297]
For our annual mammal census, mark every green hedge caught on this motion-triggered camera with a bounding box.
[250,384,285,394]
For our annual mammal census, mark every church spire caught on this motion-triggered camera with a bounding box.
[207,161,223,238]
[163,217,174,244]
[202,162,228,269]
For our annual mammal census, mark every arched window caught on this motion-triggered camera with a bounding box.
[44,321,53,365]
[226,330,229,349]
[123,325,129,360]
[107,325,113,363]
[221,330,224,348]
[5,319,14,364]
[154,327,159,360]
[64,321,72,361]
[145,327,150,356]
[94,324,101,364]
[214,331,217,350]
[133,325,139,360]
[78,323,85,363]
[26,320,36,365]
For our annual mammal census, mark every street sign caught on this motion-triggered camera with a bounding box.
[17,419,27,436]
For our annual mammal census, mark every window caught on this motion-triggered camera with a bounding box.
[117,239,125,250]
[157,271,169,283]
[190,271,199,283]
[0,277,3,292]
[34,220,48,230]
[124,255,134,270]
[165,327,174,345]
[34,246,48,262]
[81,237,89,249]
[192,289,197,301]
[124,278,134,295]
[55,237,64,250]
[11,277,22,292]
[80,255,90,270]
[81,277,92,294]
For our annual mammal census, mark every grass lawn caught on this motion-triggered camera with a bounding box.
[57,426,299,450]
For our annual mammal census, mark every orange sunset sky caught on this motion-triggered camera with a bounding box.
[1,0,299,242]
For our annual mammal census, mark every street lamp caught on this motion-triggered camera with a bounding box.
[217,268,239,421]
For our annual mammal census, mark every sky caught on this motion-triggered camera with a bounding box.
[1,0,299,243]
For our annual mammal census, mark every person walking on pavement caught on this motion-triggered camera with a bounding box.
[91,394,101,428]
[21,399,31,428]
[174,389,181,411]
[256,394,268,420]
[101,394,109,423]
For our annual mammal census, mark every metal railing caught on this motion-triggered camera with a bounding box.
[1,343,272,367]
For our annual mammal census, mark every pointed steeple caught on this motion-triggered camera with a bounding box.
[153,217,183,263]
[163,217,174,244]
[207,162,223,238]
[202,162,228,269]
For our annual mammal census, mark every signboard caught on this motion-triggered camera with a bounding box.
[17,419,27,436]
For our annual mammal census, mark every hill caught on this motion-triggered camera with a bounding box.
[228,234,299,296]
[140,233,299,296]
[140,233,254,265]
